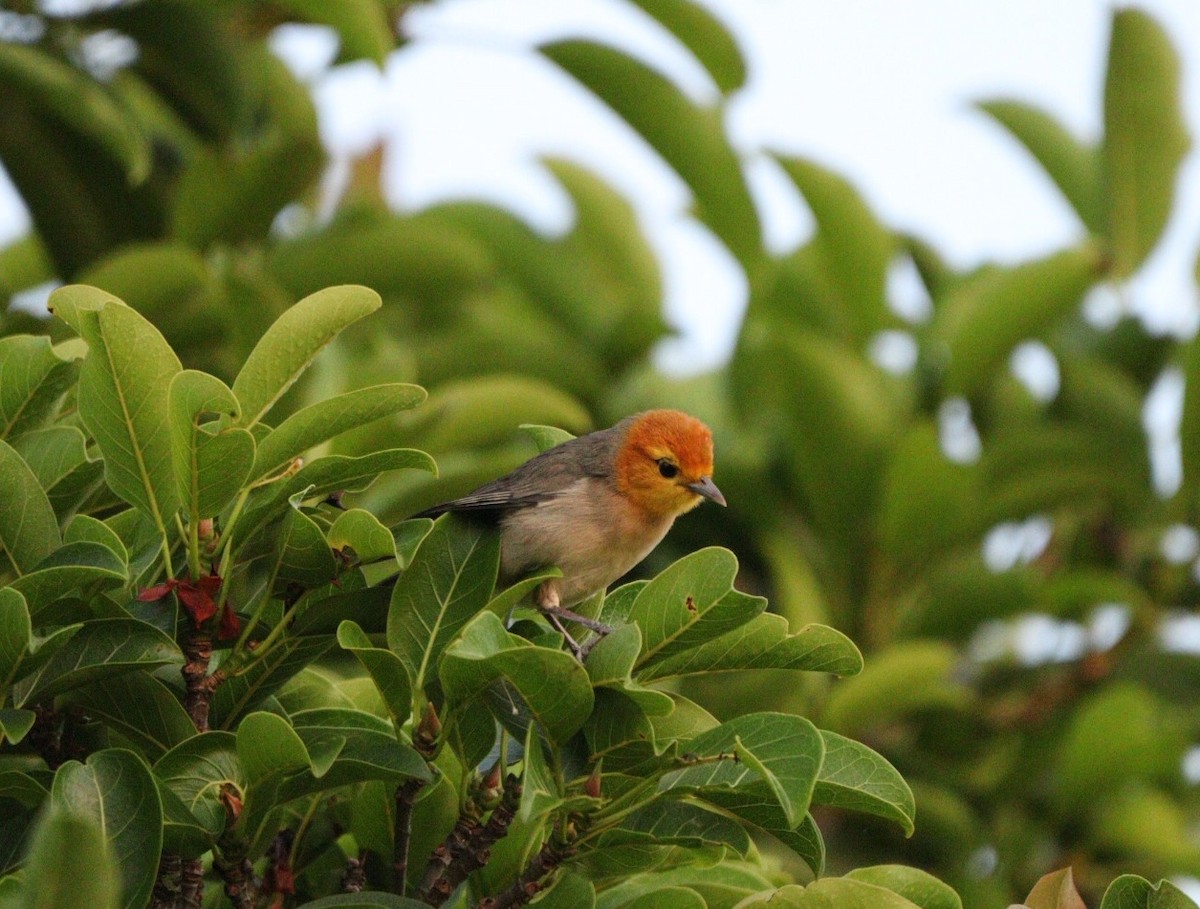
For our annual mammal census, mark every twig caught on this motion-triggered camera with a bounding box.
[392,778,426,895]
[474,837,573,909]
[341,852,367,893]
[422,776,522,906]
[181,626,214,732]
[180,858,204,909]
[213,850,256,909]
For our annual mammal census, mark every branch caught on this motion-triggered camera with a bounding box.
[422,775,522,906]
[179,859,204,909]
[341,852,367,893]
[392,777,426,895]
[150,853,182,909]
[474,836,573,909]
[180,626,214,732]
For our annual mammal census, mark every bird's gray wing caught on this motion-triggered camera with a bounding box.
[413,424,624,518]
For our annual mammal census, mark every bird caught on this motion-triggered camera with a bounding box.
[415,409,725,654]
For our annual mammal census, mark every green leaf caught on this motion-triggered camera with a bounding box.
[286,707,429,795]
[845,867,961,909]
[232,285,382,427]
[737,878,926,908]
[13,617,179,707]
[1100,875,1198,909]
[626,0,744,93]
[63,515,128,567]
[821,641,971,736]
[63,671,196,761]
[154,732,244,838]
[0,588,80,694]
[8,542,127,618]
[627,547,765,669]
[529,871,595,909]
[211,635,334,728]
[661,712,824,828]
[155,777,212,857]
[1102,8,1190,277]
[977,99,1102,232]
[270,0,395,65]
[637,613,862,681]
[933,246,1101,395]
[327,508,396,563]
[274,506,338,587]
[813,730,916,835]
[252,383,425,480]
[616,887,706,909]
[774,157,895,343]
[586,623,674,716]
[50,750,162,909]
[237,448,436,543]
[18,806,119,909]
[518,423,575,452]
[168,370,255,520]
[0,440,60,575]
[0,42,149,183]
[540,40,761,270]
[387,516,500,693]
[0,335,80,441]
[337,620,412,730]
[603,800,752,856]
[0,709,35,745]
[12,427,104,519]
[441,612,594,744]
[696,788,825,877]
[53,287,182,527]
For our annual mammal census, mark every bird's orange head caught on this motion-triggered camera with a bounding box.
[614,409,726,519]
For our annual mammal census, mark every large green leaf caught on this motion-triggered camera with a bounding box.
[211,635,334,728]
[933,245,1101,395]
[637,613,862,681]
[540,40,761,270]
[168,370,255,520]
[661,712,824,828]
[12,426,103,519]
[737,878,925,908]
[977,99,1102,233]
[1099,875,1197,909]
[250,383,426,480]
[0,440,60,575]
[387,515,500,693]
[50,750,162,909]
[1101,8,1190,277]
[153,732,244,838]
[63,671,195,761]
[12,617,179,707]
[586,623,673,716]
[0,335,81,442]
[845,866,961,909]
[285,707,429,795]
[18,806,119,909]
[232,284,382,427]
[627,0,745,93]
[0,588,80,695]
[52,286,182,528]
[441,612,594,744]
[7,542,127,617]
[624,547,765,669]
[813,731,916,836]
[602,799,752,856]
[337,620,411,730]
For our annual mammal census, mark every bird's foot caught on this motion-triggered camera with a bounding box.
[543,606,613,636]
[540,606,613,661]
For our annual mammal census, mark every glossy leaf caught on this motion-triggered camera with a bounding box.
[63,671,195,761]
[440,612,594,744]
[51,750,162,909]
[0,588,80,693]
[637,613,862,681]
[661,712,824,828]
[327,508,396,564]
[627,547,765,669]
[1099,875,1197,909]
[232,284,382,427]
[13,617,179,707]
[813,731,916,835]
[168,370,255,520]
[845,867,961,909]
[251,383,425,480]
[274,506,338,587]
[0,334,81,441]
[738,878,926,908]
[53,287,182,527]
[387,516,500,693]
[1102,8,1190,277]
[7,542,127,617]
[0,439,60,574]
[153,732,244,838]
[337,619,412,730]
[211,635,334,728]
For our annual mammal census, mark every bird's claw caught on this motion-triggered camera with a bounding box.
[541,606,612,661]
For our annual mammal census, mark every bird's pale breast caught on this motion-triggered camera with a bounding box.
[498,477,674,606]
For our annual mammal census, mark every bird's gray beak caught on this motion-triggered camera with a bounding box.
[688,476,726,507]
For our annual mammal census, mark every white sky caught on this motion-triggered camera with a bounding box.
[3,0,1200,372]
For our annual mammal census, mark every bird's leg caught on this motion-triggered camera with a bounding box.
[535,583,612,659]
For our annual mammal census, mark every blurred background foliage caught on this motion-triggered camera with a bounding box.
[1,0,1199,905]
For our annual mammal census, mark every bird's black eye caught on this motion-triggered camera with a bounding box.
[657,459,680,479]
